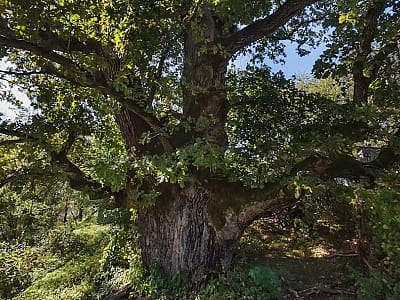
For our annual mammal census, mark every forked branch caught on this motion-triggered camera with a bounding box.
[216,147,400,229]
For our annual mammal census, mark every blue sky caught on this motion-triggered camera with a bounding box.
[269,42,325,77]
[233,41,325,77]
[0,60,30,120]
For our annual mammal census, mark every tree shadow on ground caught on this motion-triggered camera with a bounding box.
[237,218,361,299]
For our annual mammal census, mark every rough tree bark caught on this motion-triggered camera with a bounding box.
[138,183,229,277]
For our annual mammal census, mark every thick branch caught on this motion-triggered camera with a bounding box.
[216,146,400,229]
[352,0,386,104]
[0,171,56,189]
[59,133,76,156]
[370,147,400,168]
[0,36,80,71]
[223,0,318,54]
[36,29,107,57]
[237,186,296,227]
[47,134,113,199]
[270,13,329,42]
[147,46,168,104]
[0,126,114,199]
[0,17,107,57]
[0,138,27,146]
[0,69,44,76]
[120,100,174,157]
[206,179,296,229]
[0,127,36,141]
[0,174,17,189]
[358,1,385,58]
[49,150,112,199]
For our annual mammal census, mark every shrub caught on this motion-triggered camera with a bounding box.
[0,243,32,299]
[197,266,284,300]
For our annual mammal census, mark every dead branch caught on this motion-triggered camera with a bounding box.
[324,251,358,259]
[283,282,356,299]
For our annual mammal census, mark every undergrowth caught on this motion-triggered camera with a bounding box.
[3,177,400,300]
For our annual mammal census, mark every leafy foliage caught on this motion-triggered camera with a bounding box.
[197,265,283,300]
[352,169,400,284]
[356,271,400,300]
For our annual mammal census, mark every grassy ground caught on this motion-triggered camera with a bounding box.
[101,216,362,299]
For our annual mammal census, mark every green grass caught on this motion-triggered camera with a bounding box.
[9,224,111,300]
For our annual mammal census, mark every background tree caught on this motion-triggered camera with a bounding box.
[0,0,399,280]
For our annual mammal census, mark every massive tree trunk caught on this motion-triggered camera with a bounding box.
[134,179,296,277]
[137,183,239,277]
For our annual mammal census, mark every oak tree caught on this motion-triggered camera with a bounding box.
[0,0,399,278]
